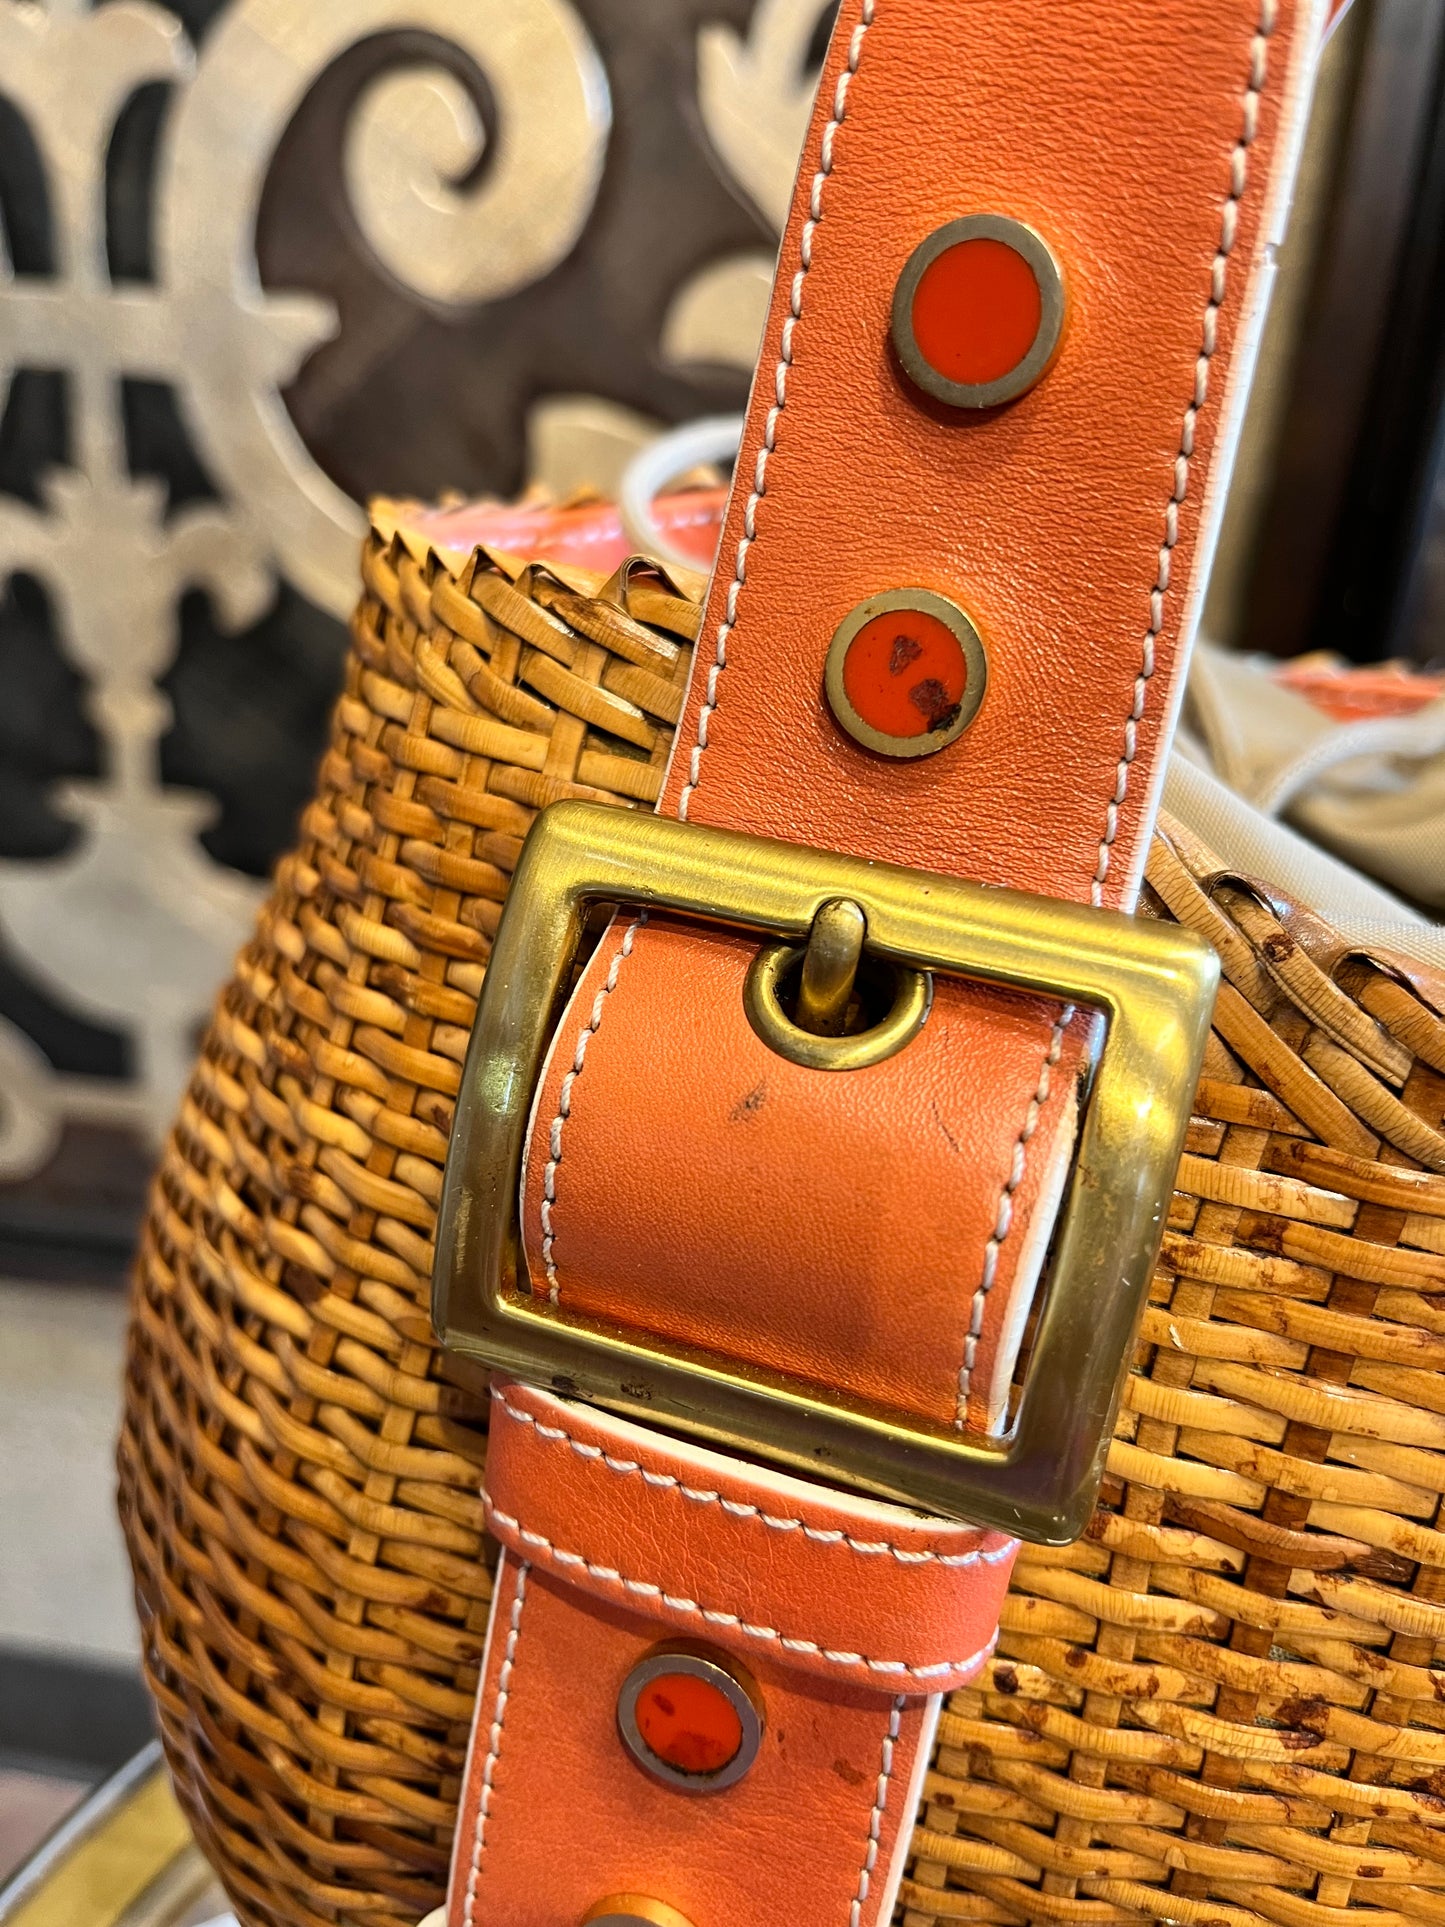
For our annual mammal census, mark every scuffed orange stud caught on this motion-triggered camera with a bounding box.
[617,1648,763,1793]
[825,588,988,760]
[636,1670,744,1776]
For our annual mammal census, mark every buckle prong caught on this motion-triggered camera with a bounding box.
[796,898,866,1037]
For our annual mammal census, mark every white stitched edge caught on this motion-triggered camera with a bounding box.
[959,2,1277,1424]
[1089,0,1275,910]
[676,0,875,823]
[538,912,646,1304]
[460,1558,527,1927]
[850,1696,904,1927]
[954,1010,1072,1424]
[492,1388,1016,1569]
[483,1495,1000,1683]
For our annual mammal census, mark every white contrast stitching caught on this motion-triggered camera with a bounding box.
[677,0,875,823]
[957,3,1274,1425]
[1089,0,1274,908]
[492,1388,1016,1569]
[461,1558,527,1927]
[954,1009,1072,1425]
[539,912,646,1304]
[850,1696,904,1927]
[483,1496,999,1683]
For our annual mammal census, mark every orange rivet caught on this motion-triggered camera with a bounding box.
[825,589,988,760]
[911,237,1043,390]
[841,607,971,744]
[617,1648,763,1793]
[892,215,1064,410]
[635,1671,744,1777]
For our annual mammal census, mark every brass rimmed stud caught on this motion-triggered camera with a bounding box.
[825,588,987,761]
[617,1647,763,1794]
[892,214,1065,410]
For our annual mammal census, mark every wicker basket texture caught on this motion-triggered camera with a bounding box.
[119,513,1445,1927]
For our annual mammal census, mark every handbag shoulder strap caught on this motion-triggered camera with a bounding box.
[441,6,1335,1924]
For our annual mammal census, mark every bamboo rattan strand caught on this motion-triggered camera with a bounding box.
[119,513,1445,1927]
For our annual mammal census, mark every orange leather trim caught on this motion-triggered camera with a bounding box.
[528,912,1086,1431]
[448,1382,1011,1927]
[521,0,1330,1432]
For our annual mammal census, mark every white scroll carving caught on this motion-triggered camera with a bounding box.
[0,0,811,1180]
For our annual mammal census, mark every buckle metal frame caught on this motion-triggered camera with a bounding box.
[433,801,1218,1543]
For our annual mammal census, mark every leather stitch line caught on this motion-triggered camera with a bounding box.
[539,911,647,1304]
[461,1557,527,1927]
[850,1696,904,1927]
[954,1009,1071,1425]
[492,1388,1016,1569]
[676,0,876,823]
[483,1495,1000,1683]
[1089,0,1275,909]
[957,1,1275,1426]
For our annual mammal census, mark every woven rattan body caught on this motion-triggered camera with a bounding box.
[120,516,1445,1927]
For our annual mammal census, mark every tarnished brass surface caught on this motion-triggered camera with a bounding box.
[434,800,1219,1542]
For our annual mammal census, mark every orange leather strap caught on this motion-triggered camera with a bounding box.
[455,1381,1016,1927]
[518,0,1328,1431]
[448,2,1331,1921]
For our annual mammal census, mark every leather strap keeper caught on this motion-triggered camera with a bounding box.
[441,0,1338,1921]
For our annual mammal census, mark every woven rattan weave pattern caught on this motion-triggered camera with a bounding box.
[119,511,1445,1927]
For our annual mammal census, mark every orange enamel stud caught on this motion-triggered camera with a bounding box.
[892,215,1064,409]
[617,1647,763,1793]
[825,589,987,760]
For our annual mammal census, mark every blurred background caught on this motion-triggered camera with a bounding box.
[1,0,1443,1878]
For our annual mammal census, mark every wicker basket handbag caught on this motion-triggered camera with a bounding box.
[118,499,1445,1927]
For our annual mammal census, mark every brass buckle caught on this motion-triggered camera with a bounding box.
[433,801,1218,1544]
